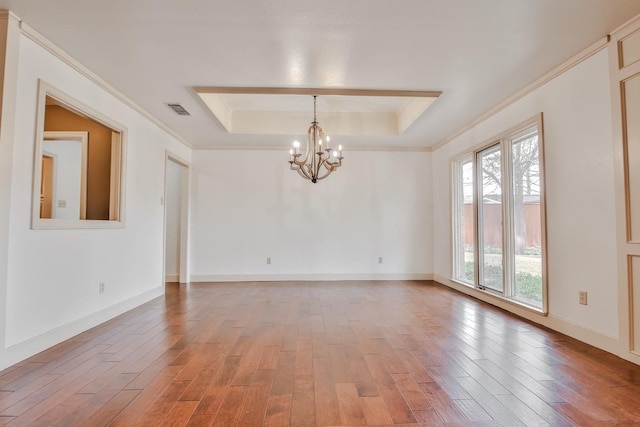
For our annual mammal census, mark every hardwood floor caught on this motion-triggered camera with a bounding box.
[0,280,639,426]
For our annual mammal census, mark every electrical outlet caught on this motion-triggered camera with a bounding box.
[266,257,271,265]
[99,282,105,294]
[378,257,383,264]
[579,290,587,305]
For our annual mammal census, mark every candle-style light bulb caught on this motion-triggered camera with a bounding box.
[326,135,331,149]
[338,144,343,156]
[332,150,338,158]
[293,140,300,154]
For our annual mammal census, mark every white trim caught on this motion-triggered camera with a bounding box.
[162,151,191,286]
[450,153,473,283]
[17,20,193,150]
[41,131,89,219]
[165,274,179,283]
[109,132,123,221]
[609,16,640,363]
[0,286,164,370]
[611,14,640,37]
[0,10,18,21]
[399,97,438,133]
[190,273,433,282]
[0,11,25,360]
[192,144,432,153]
[432,36,610,151]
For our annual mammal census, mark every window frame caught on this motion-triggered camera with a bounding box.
[452,153,474,285]
[31,80,127,229]
[450,114,548,314]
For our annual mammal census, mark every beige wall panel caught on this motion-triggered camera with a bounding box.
[620,29,640,69]
[622,74,640,242]
[630,256,640,352]
[44,105,112,220]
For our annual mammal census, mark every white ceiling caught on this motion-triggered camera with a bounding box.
[2,0,640,150]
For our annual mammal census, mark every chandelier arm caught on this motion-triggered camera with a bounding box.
[315,170,334,181]
[299,147,311,165]
[296,168,311,180]
[315,165,335,181]
[324,158,344,172]
[327,158,343,168]
[305,163,316,179]
[322,160,337,170]
[298,162,313,179]
[292,156,307,167]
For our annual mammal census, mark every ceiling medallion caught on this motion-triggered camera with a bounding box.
[288,96,343,183]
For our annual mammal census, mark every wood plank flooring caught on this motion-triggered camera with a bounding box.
[0,280,639,426]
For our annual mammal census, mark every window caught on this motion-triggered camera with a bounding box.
[452,115,547,312]
[452,155,474,284]
[32,81,125,229]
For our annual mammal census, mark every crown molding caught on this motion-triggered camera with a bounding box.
[432,35,610,151]
[0,10,19,21]
[192,144,432,152]
[18,20,193,149]
[194,86,442,98]
[611,13,640,37]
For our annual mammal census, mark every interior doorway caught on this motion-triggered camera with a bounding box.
[164,154,189,284]
[40,154,54,218]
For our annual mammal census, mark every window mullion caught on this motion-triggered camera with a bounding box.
[501,138,514,298]
[473,151,482,289]
[471,152,481,288]
[452,161,463,280]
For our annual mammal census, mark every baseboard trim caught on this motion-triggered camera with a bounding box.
[190,273,433,282]
[165,274,179,283]
[0,286,165,370]
[432,274,640,364]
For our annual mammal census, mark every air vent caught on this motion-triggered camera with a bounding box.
[167,103,190,116]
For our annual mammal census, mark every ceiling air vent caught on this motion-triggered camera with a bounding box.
[167,103,190,116]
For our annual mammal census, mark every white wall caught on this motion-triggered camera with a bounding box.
[432,48,619,339]
[165,159,183,280]
[0,30,191,367]
[190,149,433,280]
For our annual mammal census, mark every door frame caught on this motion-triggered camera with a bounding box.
[163,151,190,284]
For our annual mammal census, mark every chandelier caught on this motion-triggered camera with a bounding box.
[288,96,343,183]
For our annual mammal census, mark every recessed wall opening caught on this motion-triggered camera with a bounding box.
[31,81,126,229]
[164,154,190,284]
